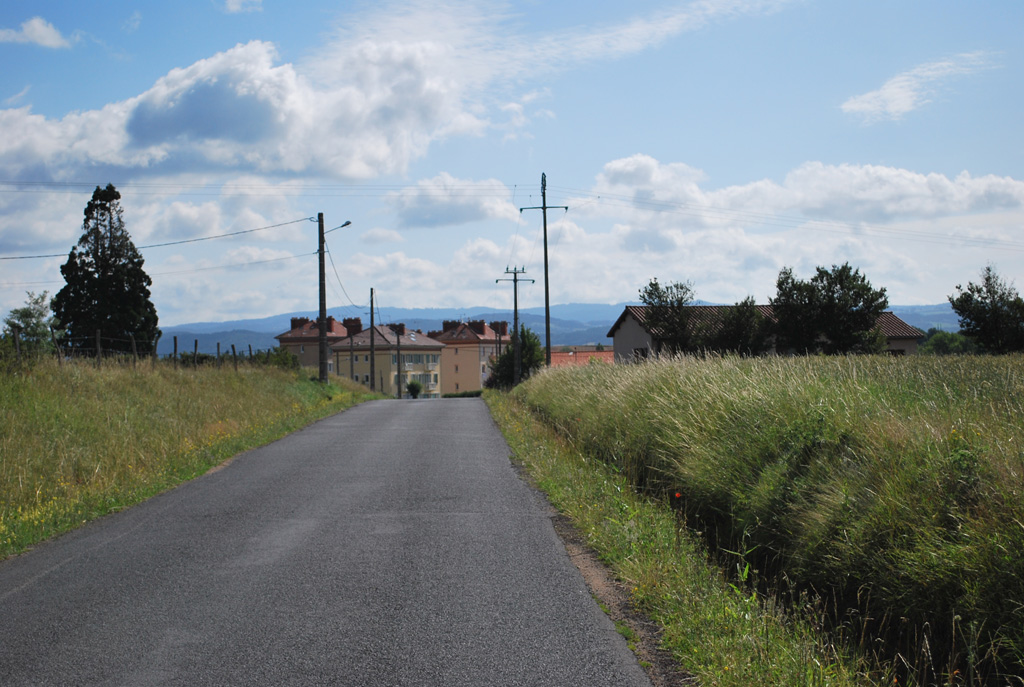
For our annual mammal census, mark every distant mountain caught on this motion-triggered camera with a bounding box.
[158,301,958,356]
[887,304,959,333]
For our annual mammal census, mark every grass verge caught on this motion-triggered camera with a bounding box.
[486,389,867,687]
[501,354,1024,685]
[0,359,382,560]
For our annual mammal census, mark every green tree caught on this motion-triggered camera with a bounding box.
[2,291,60,356]
[485,325,544,389]
[949,265,1024,354]
[919,328,978,355]
[696,296,773,355]
[52,184,160,355]
[771,263,888,354]
[406,379,423,399]
[638,277,695,355]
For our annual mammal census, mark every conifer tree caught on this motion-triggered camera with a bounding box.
[52,184,160,354]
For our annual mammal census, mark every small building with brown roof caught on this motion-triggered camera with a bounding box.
[426,320,509,395]
[607,305,924,362]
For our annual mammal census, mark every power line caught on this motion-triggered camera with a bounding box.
[0,216,316,261]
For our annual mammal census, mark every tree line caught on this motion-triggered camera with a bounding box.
[640,261,1024,356]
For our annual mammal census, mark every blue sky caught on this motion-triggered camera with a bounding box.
[2,0,1023,327]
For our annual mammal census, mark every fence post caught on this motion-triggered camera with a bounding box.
[217,342,222,368]
[248,344,253,360]
[231,344,238,372]
[173,336,178,370]
[153,332,161,368]
[12,326,21,364]
[95,329,102,368]
[130,334,138,368]
[193,339,199,369]
[50,327,62,369]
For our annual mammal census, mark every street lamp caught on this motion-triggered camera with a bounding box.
[319,215,351,383]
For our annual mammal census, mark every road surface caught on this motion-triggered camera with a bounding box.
[0,398,651,686]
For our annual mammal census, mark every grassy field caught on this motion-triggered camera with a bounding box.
[496,354,1024,686]
[0,359,381,559]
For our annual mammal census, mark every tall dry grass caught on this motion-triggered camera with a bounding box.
[0,359,379,558]
[514,354,1024,685]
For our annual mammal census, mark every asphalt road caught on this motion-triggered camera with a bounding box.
[0,398,651,686]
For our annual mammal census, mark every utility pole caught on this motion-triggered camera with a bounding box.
[496,267,534,385]
[318,213,329,383]
[317,213,350,383]
[520,173,567,367]
[395,325,402,399]
[369,288,376,391]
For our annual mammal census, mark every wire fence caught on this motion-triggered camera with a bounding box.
[1,327,298,373]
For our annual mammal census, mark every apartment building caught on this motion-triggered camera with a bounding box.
[331,320,444,399]
[427,320,508,395]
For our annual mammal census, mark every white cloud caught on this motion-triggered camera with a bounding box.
[841,52,995,123]
[4,86,30,107]
[224,0,262,13]
[123,11,142,33]
[390,173,519,227]
[0,17,71,49]
[361,228,405,244]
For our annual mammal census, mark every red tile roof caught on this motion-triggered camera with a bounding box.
[275,316,348,342]
[550,350,615,367]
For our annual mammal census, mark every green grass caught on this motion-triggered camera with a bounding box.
[492,354,1024,685]
[487,389,866,687]
[0,359,382,559]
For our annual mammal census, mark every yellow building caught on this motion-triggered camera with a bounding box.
[332,321,444,399]
[427,320,508,395]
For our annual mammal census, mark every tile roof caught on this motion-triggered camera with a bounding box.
[550,350,616,367]
[275,317,348,342]
[429,321,505,343]
[330,325,444,351]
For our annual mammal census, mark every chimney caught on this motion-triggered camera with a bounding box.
[442,320,460,332]
[343,317,362,335]
[489,321,508,336]
[468,320,485,335]
[290,316,311,331]
[388,323,406,336]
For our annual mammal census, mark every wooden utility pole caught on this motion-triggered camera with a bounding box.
[520,173,567,367]
[317,212,329,383]
[317,213,352,383]
[369,288,376,391]
[497,267,534,385]
[395,325,402,399]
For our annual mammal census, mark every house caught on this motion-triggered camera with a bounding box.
[607,305,924,362]
[274,316,353,372]
[331,320,445,398]
[427,320,508,395]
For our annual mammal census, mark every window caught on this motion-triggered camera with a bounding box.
[454,348,458,355]
[455,383,460,391]
[455,365,459,373]
[300,345,305,354]
[363,374,370,382]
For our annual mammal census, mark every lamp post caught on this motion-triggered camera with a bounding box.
[319,215,351,383]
